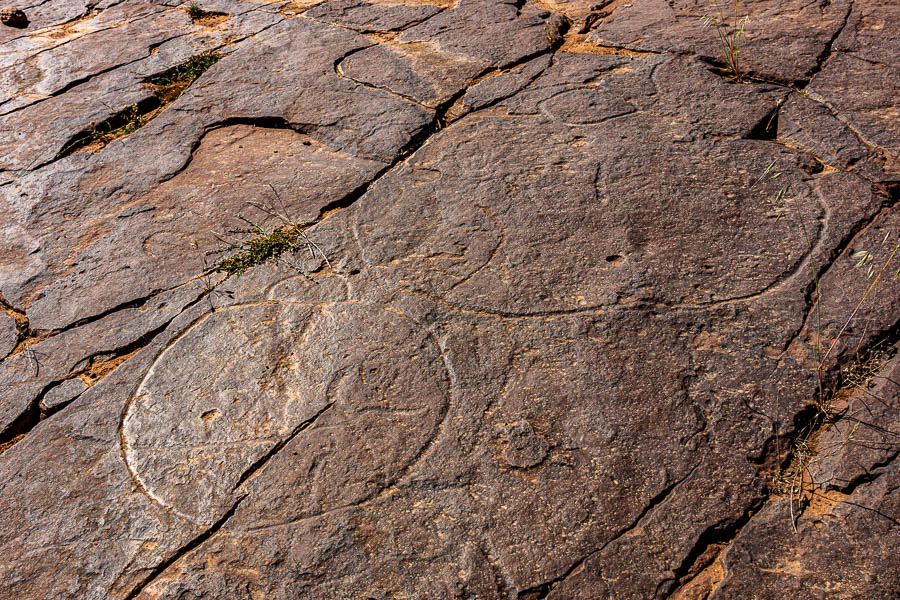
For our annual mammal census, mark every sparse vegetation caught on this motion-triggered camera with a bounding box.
[759,160,900,529]
[58,52,221,157]
[147,52,221,88]
[58,103,153,155]
[216,221,315,276]
[185,4,206,20]
[145,51,221,101]
[702,1,749,82]
[213,198,330,277]
[183,4,228,25]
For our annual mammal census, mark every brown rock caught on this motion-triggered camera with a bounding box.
[0,1,898,598]
[501,421,549,468]
[588,0,851,83]
[0,7,27,27]
[0,311,16,359]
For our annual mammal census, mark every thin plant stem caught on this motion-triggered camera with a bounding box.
[820,243,900,367]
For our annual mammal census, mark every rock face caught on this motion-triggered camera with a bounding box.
[0,0,897,598]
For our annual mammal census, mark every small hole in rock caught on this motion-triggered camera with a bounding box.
[605,255,624,265]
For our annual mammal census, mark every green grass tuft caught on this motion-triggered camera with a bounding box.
[702,1,749,82]
[146,51,221,88]
[215,221,315,277]
[185,4,206,19]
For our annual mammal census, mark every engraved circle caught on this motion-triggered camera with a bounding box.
[122,301,450,525]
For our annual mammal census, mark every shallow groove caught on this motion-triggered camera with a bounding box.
[122,495,247,600]
[0,284,213,452]
[230,401,335,492]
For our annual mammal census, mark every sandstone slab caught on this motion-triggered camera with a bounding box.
[588,0,851,83]
[0,1,898,599]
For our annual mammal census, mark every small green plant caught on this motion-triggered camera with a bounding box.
[216,221,314,276]
[145,51,221,102]
[185,4,205,19]
[59,103,148,156]
[759,160,900,529]
[214,197,330,277]
[58,52,222,158]
[146,52,221,88]
[702,1,749,82]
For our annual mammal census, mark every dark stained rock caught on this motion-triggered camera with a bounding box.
[804,53,900,179]
[353,53,807,315]
[834,0,900,68]
[712,452,899,599]
[0,0,898,598]
[500,420,549,468]
[777,94,888,182]
[0,7,27,27]
[0,3,186,114]
[810,350,900,494]
[1,16,430,332]
[0,301,215,599]
[789,208,900,373]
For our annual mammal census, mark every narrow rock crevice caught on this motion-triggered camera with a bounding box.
[122,495,247,600]
[231,401,335,492]
[119,401,349,596]
[516,464,701,599]
[661,500,763,599]
[333,44,435,110]
[784,193,899,359]
[0,13,193,119]
[0,284,214,453]
[0,292,31,354]
[834,450,900,495]
[799,1,852,87]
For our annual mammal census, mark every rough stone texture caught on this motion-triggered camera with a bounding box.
[0,0,898,598]
[305,0,442,32]
[588,0,852,83]
[810,351,900,494]
[340,41,487,108]
[0,311,16,359]
[40,376,87,410]
[708,354,900,599]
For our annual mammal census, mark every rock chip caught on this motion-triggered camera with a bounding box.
[40,378,88,411]
[501,421,549,468]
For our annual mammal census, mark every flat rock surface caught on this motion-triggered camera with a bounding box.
[0,1,898,598]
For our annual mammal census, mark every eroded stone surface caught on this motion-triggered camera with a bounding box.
[0,0,898,598]
[589,0,851,83]
[124,300,449,527]
[305,0,442,32]
[0,311,15,359]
